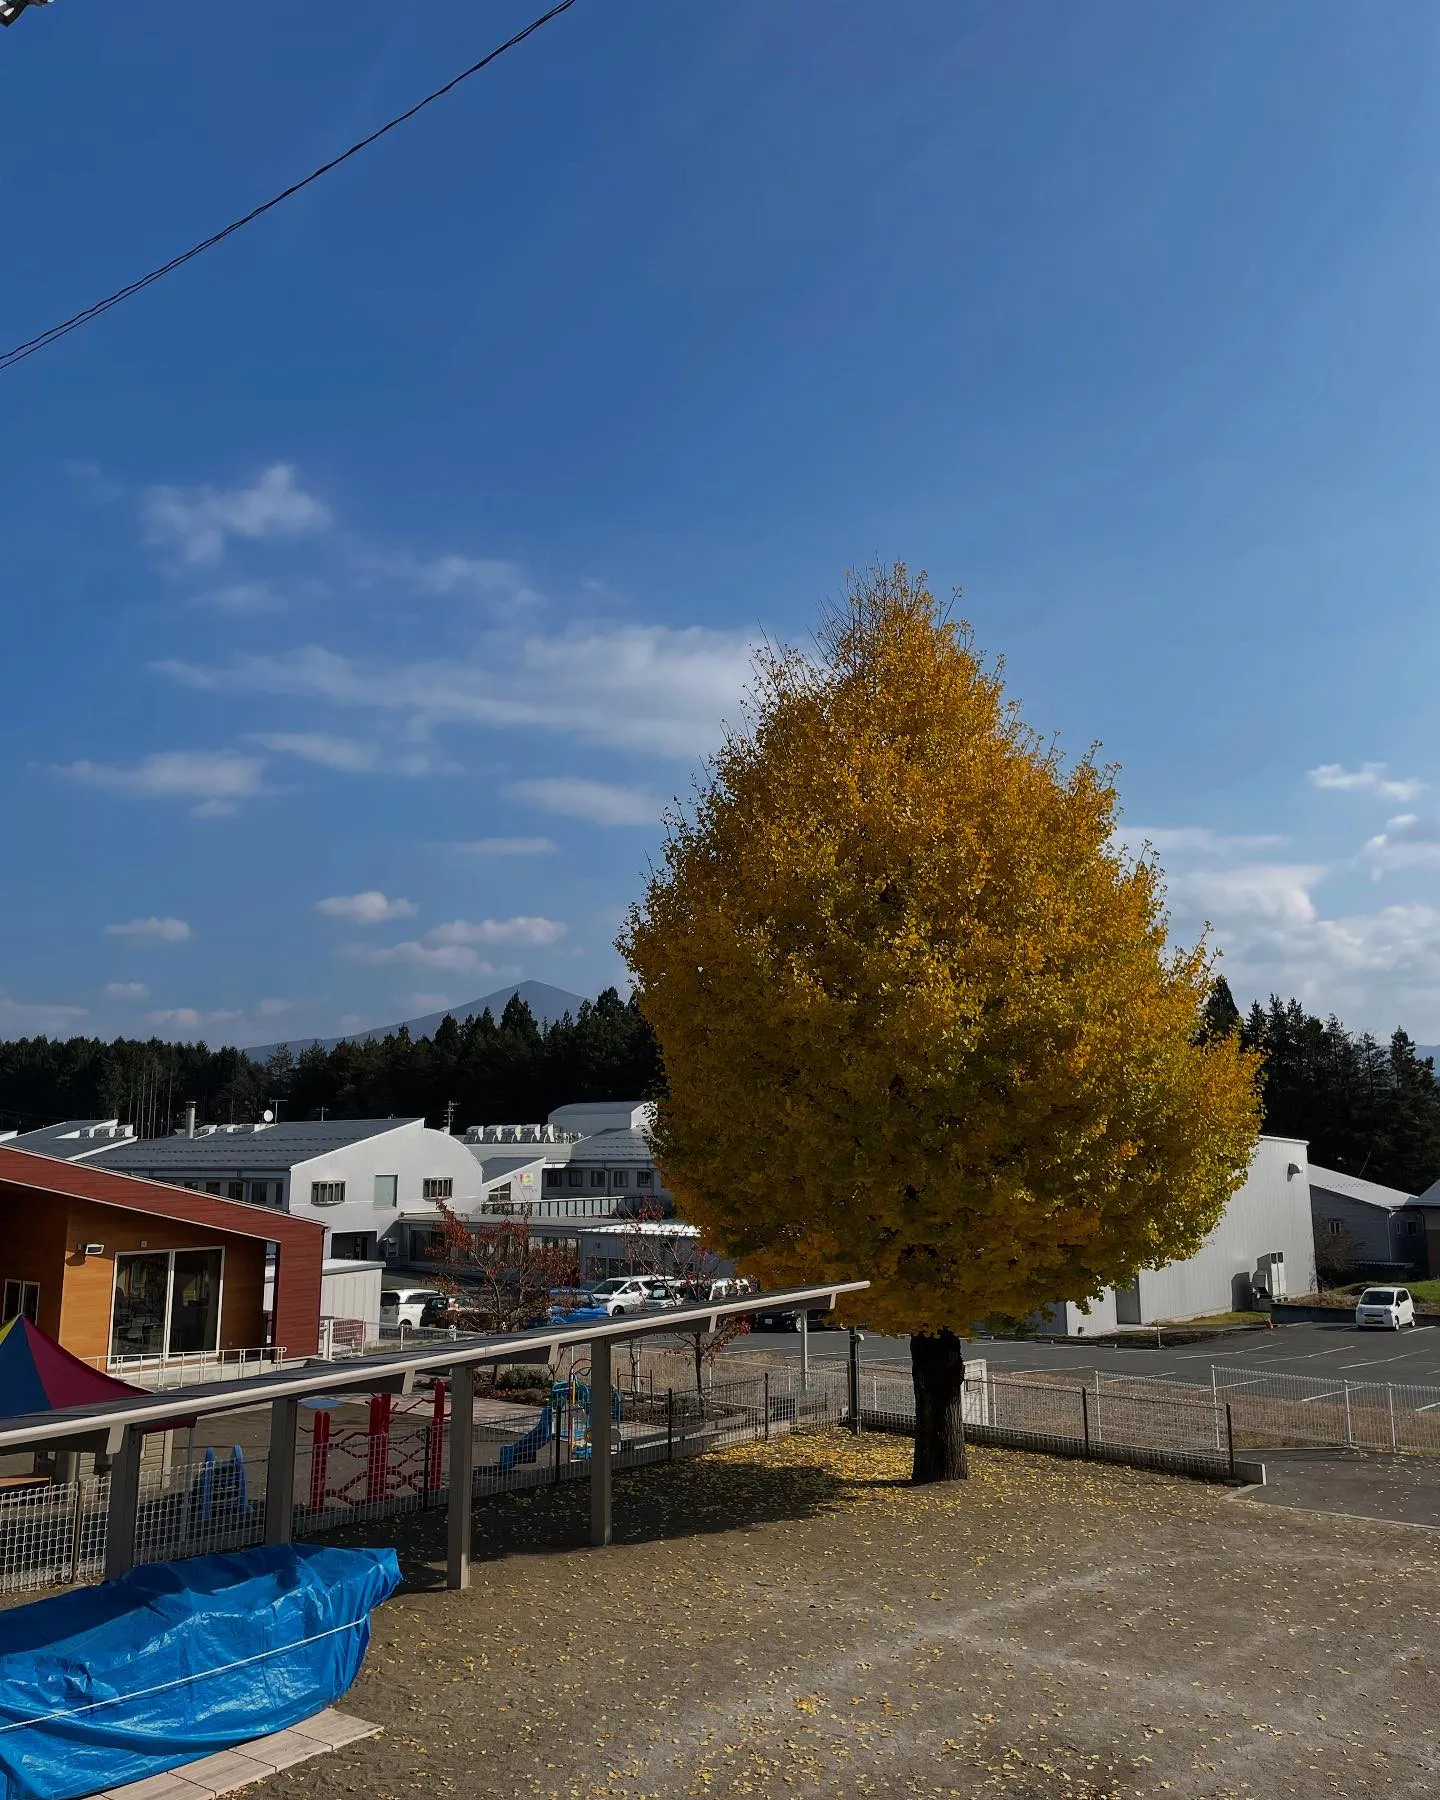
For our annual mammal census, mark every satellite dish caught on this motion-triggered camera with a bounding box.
[262,1108,275,1123]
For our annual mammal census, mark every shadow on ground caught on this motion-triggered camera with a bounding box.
[323,1450,893,1588]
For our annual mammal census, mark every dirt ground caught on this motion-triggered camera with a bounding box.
[246,1431,1440,1800]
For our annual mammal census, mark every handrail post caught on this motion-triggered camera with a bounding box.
[848,1328,862,1434]
[263,1396,298,1544]
[763,1371,771,1441]
[1226,1402,1236,1481]
[103,1426,143,1582]
[446,1363,474,1590]
[590,1336,613,1546]
[1080,1384,1091,1456]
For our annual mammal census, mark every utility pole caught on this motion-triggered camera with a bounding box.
[443,1099,458,1134]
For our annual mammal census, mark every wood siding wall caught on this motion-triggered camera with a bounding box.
[0,1194,68,1339]
[54,1200,268,1364]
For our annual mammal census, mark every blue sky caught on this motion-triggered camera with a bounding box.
[4,0,1440,1045]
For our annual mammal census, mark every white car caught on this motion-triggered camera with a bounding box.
[379,1287,444,1330]
[584,1276,681,1317]
[1355,1287,1417,1331]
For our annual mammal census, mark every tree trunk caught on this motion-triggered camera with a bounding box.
[910,1329,969,1483]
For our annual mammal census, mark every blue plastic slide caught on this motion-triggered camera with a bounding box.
[0,1543,399,1800]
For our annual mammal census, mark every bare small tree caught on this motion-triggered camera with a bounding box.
[1314,1222,1360,1292]
[430,1198,580,1337]
[616,1203,753,1406]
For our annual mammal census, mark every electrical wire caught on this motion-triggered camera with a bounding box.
[0,0,578,375]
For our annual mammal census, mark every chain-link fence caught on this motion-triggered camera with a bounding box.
[0,1364,852,1596]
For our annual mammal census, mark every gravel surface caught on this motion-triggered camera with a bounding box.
[249,1432,1437,1800]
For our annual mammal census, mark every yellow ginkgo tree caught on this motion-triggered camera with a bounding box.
[620,565,1261,1482]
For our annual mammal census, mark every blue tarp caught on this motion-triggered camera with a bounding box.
[0,1543,400,1800]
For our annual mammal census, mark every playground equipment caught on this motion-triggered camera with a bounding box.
[498,1366,621,1470]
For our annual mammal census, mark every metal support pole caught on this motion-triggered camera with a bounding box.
[446,1362,474,1591]
[666,1387,675,1462]
[847,1328,862,1434]
[1388,1382,1398,1454]
[263,1396,298,1545]
[104,1426,143,1582]
[763,1371,771,1441]
[1080,1384,1091,1455]
[590,1337,613,1547]
[1344,1382,1354,1449]
[552,1386,563,1487]
[1226,1403,1236,1481]
[799,1309,810,1393]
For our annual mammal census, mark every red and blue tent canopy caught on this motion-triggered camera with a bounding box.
[0,1315,150,1415]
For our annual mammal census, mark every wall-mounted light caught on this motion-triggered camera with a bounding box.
[1287,1162,1302,1180]
[78,1242,104,1259]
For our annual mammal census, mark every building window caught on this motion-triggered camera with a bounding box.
[423,1177,454,1201]
[311,1181,347,1207]
[247,1181,271,1207]
[567,1169,584,1188]
[488,1183,513,1207]
[545,1169,564,1190]
[609,1170,628,1187]
[590,1170,607,1189]
[1325,1219,1343,1237]
[205,1182,222,1196]
[1403,1217,1421,1237]
[226,1181,244,1202]
[330,1233,374,1261]
[1,1280,39,1326]
[110,1248,222,1361]
[374,1174,398,1209]
[636,1170,654,1189]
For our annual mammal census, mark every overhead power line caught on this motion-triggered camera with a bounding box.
[0,0,578,375]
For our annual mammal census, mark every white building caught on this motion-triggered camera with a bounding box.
[1039,1135,1317,1335]
[15,1117,486,1260]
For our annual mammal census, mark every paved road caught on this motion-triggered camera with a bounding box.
[732,1318,1440,1386]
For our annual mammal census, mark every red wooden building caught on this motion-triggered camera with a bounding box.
[0,1147,323,1366]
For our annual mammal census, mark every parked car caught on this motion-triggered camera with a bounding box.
[1355,1287,1417,1331]
[583,1276,682,1317]
[753,1306,836,1332]
[379,1287,444,1330]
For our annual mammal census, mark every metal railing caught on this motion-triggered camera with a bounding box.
[81,1345,289,1388]
[0,1366,851,1595]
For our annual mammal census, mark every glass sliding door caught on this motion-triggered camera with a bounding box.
[110,1247,224,1361]
[168,1249,223,1354]
[111,1253,170,1359]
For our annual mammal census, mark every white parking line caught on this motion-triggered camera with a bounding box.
[1338,1355,1412,1369]
[1299,1388,1348,1404]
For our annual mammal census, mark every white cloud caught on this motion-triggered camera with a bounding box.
[425,916,567,948]
[511,777,661,826]
[62,751,264,808]
[257,732,378,773]
[315,891,418,925]
[1359,814,1440,880]
[344,914,565,974]
[1307,762,1425,803]
[346,941,498,974]
[104,981,151,1000]
[103,916,193,942]
[339,1012,363,1030]
[1165,864,1325,928]
[375,552,536,607]
[0,995,88,1032]
[257,996,295,1016]
[406,992,454,1012]
[143,464,332,565]
[452,836,557,857]
[154,620,756,760]
[194,582,288,614]
[149,1007,242,1029]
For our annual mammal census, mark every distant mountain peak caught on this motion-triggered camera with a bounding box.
[244,979,590,1058]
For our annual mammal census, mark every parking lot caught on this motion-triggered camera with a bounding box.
[733,1317,1440,1387]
